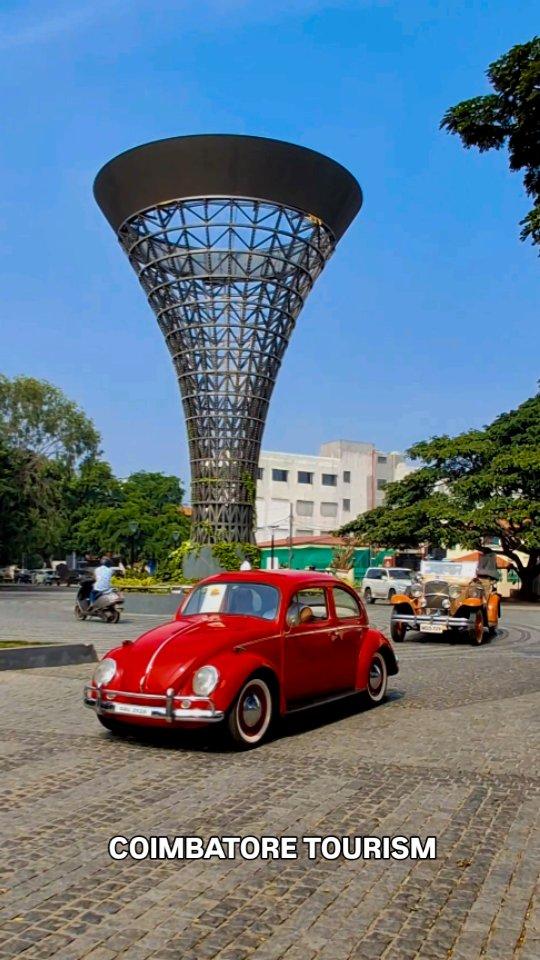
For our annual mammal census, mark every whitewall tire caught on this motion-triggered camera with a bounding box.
[227,677,274,748]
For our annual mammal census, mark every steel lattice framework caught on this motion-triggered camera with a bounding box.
[94,136,362,544]
[119,199,334,542]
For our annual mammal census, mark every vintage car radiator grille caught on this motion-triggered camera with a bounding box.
[424,580,450,610]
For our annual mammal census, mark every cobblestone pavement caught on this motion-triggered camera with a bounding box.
[0,592,539,960]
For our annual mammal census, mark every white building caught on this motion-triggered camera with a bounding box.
[255,440,411,543]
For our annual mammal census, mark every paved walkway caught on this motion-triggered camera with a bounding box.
[0,594,538,960]
[0,588,177,654]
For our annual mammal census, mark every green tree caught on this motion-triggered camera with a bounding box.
[122,471,184,513]
[70,470,189,566]
[0,375,100,465]
[341,392,540,599]
[0,439,64,565]
[441,37,540,247]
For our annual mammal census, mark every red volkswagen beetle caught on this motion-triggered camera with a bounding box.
[84,571,398,748]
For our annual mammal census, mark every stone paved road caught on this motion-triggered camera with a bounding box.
[0,588,178,654]
[0,592,539,960]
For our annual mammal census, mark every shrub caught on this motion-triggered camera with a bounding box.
[161,540,261,578]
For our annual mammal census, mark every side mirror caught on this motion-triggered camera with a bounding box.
[286,605,301,628]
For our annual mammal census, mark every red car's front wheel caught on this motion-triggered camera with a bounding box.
[228,677,274,748]
[366,652,388,705]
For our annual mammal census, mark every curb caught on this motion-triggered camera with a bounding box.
[0,642,98,671]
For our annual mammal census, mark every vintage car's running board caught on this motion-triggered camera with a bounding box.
[287,688,358,714]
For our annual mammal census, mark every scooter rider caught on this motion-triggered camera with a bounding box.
[90,557,113,604]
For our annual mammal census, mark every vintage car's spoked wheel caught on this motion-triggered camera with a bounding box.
[364,587,375,604]
[390,614,406,643]
[469,611,485,646]
[228,677,273,748]
[366,652,388,704]
[74,604,87,621]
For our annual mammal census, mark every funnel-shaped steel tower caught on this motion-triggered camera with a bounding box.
[94,135,362,544]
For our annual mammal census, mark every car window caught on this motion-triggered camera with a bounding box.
[183,582,279,620]
[380,570,388,578]
[389,569,411,580]
[366,569,379,579]
[288,587,329,624]
[333,587,361,620]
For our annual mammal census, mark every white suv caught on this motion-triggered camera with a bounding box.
[362,567,413,604]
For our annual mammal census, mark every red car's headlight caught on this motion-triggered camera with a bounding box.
[192,665,219,696]
[93,657,117,686]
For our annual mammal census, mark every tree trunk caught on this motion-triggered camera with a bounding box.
[514,557,540,602]
[517,570,539,601]
[500,544,539,603]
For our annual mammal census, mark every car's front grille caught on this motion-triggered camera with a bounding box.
[424,580,449,611]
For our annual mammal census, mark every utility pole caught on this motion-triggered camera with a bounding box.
[288,502,293,569]
[270,531,275,570]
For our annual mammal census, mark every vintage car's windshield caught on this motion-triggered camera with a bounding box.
[389,569,412,580]
[183,582,280,620]
[421,560,477,580]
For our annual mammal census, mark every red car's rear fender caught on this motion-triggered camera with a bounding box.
[357,629,398,689]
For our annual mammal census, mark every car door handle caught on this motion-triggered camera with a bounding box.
[329,632,339,642]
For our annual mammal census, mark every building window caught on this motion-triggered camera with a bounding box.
[296,500,314,517]
[321,473,337,486]
[377,455,387,464]
[377,479,387,490]
[272,469,288,482]
[321,502,338,518]
[297,471,313,484]
[343,470,351,483]
[343,499,351,512]
[296,529,314,536]
[256,468,264,480]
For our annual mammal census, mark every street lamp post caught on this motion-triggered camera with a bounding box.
[288,503,293,569]
[128,521,139,569]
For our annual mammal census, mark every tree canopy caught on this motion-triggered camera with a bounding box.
[0,375,100,465]
[69,471,189,564]
[0,438,66,565]
[441,37,540,247]
[341,392,540,598]
[0,375,190,569]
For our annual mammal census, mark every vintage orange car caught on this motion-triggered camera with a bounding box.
[390,560,501,645]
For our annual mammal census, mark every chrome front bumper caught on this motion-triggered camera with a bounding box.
[393,614,471,630]
[83,685,224,722]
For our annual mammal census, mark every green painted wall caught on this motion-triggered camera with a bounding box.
[259,544,392,582]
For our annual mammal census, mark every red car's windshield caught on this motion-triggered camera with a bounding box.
[183,581,280,620]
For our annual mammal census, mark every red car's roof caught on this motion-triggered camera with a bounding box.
[200,570,341,587]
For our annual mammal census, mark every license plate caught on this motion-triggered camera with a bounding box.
[420,623,446,634]
[112,703,154,717]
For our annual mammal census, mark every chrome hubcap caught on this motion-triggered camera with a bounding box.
[242,692,263,728]
[370,662,382,689]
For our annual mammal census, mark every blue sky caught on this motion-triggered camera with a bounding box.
[1,0,538,489]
